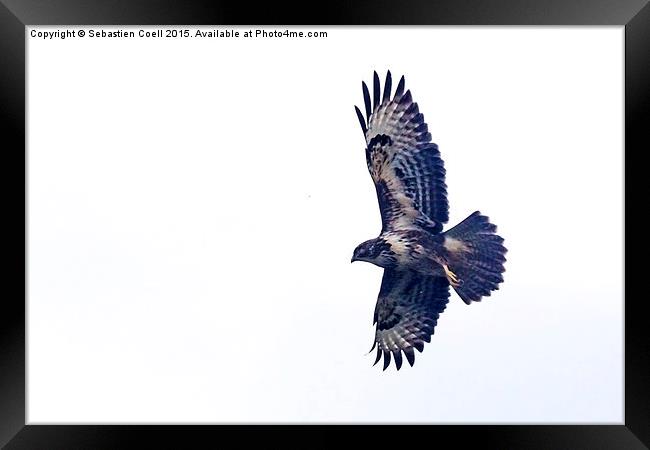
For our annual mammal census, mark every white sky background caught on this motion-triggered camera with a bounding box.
[27,27,623,423]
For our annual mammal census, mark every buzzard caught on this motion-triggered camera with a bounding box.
[352,71,507,370]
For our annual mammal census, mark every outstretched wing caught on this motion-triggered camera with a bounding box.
[371,268,450,370]
[355,71,449,233]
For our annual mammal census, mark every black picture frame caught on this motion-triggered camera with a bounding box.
[1,1,646,448]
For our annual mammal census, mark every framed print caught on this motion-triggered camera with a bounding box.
[1,0,646,448]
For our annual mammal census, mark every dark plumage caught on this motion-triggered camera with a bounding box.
[351,71,507,370]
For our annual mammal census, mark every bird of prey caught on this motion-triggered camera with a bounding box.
[351,71,507,371]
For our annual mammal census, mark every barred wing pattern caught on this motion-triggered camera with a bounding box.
[371,269,450,370]
[355,71,449,233]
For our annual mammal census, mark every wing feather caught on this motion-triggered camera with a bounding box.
[354,105,367,135]
[373,71,381,112]
[395,75,405,98]
[382,70,392,104]
[362,81,371,123]
[354,71,449,231]
[372,268,450,370]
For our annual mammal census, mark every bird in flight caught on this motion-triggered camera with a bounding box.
[352,71,507,371]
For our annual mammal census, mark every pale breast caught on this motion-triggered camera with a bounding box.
[382,230,447,276]
[382,231,426,264]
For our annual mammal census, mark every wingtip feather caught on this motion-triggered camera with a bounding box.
[383,70,392,103]
[373,347,382,366]
[395,75,405,98]
[399,90,412,105]
[382,350,391,371]
[354,105,367,135]
[404,347,415,367]
[362,81,371,122]
[393,350,403,370]
[372,71,380,112]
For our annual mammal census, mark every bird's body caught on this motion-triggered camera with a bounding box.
[352,71,507,370]
[356,230,447,275]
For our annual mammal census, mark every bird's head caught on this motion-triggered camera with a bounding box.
[351,238,396,268]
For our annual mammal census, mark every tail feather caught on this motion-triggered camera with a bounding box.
[444,211,507,304]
